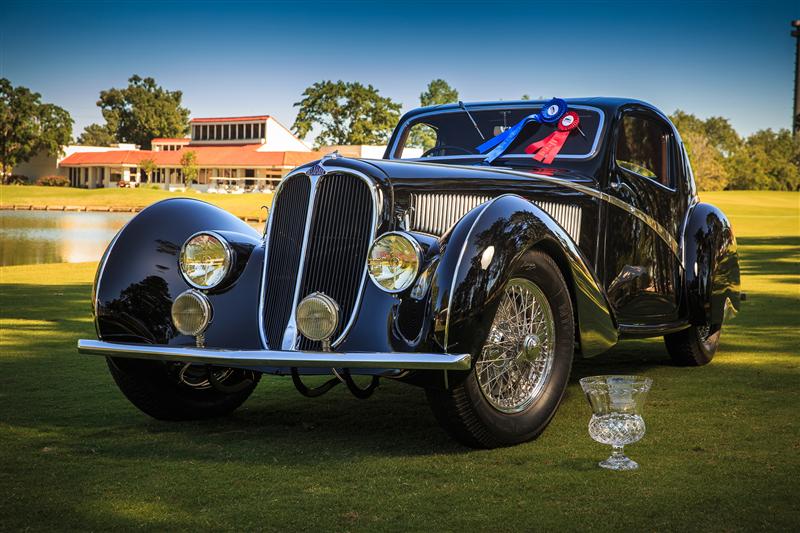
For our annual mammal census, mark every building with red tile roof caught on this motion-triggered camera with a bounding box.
[57,115,318,191]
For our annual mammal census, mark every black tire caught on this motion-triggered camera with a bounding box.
[664,323,720,366]
[107,357,260,421]
[426,250,575,448]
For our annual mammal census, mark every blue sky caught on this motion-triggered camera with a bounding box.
[2,0,797,140]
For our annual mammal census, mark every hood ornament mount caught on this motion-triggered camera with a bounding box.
[308,150,341,176]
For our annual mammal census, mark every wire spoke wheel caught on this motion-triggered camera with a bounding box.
[475,278,556,413]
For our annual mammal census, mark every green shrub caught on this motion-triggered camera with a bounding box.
[2,174,29,185]
[36,175,70,187]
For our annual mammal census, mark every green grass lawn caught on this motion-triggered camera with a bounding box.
[0,185,273,219]
[0,192,798,531]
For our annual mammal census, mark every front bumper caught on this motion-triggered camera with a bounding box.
[77,339,471,371]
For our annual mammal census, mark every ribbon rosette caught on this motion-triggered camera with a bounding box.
[525,111,580,164]
[476,98,567,164]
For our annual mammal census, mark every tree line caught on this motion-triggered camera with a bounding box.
[1,76,798,190]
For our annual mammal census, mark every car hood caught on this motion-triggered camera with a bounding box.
[304,156,599,196]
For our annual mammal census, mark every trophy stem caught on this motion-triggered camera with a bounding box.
[600,445,639,471]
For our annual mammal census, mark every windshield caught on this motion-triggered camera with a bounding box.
[392,105,603,161]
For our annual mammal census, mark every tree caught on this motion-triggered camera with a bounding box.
[728,129,800,191]
[292,80,401,147]
[0,78,73,179]
[140,158,157,184]
[91,75,190,149]
[670,110,738,191]
[419,79,459,108]
[682,130,729,190]
[180,150,198,186]
[77,122,116,146]
[670,111,740,154]
[408,79,460,150]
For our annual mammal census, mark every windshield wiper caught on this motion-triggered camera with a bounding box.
[459,101,485,141]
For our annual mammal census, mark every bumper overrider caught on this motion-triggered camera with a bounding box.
[76,339,471,371]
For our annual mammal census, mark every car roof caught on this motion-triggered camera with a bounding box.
[400,97,659,121]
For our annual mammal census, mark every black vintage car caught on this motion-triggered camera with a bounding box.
[78,98,742,448]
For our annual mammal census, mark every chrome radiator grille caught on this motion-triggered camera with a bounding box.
[262,172,375,349]
[408,193,582,242]
[297,174,374,350]
[262,175,311,348]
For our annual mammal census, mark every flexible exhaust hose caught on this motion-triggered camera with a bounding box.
[341,370,379,399]
[291,367,341,398]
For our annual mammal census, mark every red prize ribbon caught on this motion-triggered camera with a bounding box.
[525,111,580,164]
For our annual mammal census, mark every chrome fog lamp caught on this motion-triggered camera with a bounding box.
[367,232,422,293]
[171,289,212,336]
[296,292,340,348]
[179,232,232,289]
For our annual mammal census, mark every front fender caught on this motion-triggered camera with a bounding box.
[682,202,741,327]
[93,198,264,349]
[429,194,617,359]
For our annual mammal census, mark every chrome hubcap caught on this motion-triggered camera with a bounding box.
[476,278,556,413]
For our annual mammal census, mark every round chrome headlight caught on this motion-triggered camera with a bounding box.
[367,232,422,293]
[296,292,340,342]
[171,289,212,336]
[179,232,232,289]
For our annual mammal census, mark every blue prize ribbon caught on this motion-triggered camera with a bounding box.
[476,98,568,164]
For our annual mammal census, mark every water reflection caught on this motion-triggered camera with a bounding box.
[0,211,133,266]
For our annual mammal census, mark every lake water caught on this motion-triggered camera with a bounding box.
[0,211,134,266]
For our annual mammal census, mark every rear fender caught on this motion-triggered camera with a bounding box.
[429,194,617,359]
[682,202,741,327]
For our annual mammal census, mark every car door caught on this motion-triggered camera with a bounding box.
[601,106,683,327]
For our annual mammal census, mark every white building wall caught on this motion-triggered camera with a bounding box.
[260,118,311,152]
[318,145,421,159]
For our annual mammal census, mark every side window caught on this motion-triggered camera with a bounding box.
[615,113,673,188]
[399,123,436,158]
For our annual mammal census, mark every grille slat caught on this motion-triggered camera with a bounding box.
[409,192,582,242]
[262,175,311,348]
[409,193,491,235]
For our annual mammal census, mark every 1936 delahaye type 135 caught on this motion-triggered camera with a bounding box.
[78,98,742,448]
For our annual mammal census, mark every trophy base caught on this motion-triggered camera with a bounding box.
[600,452,639,471]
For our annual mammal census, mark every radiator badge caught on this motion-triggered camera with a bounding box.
[308,162,326,176]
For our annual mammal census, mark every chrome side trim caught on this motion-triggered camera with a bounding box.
[258,165,380,351]
[77,339,471,371]
[389,104,606,161]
